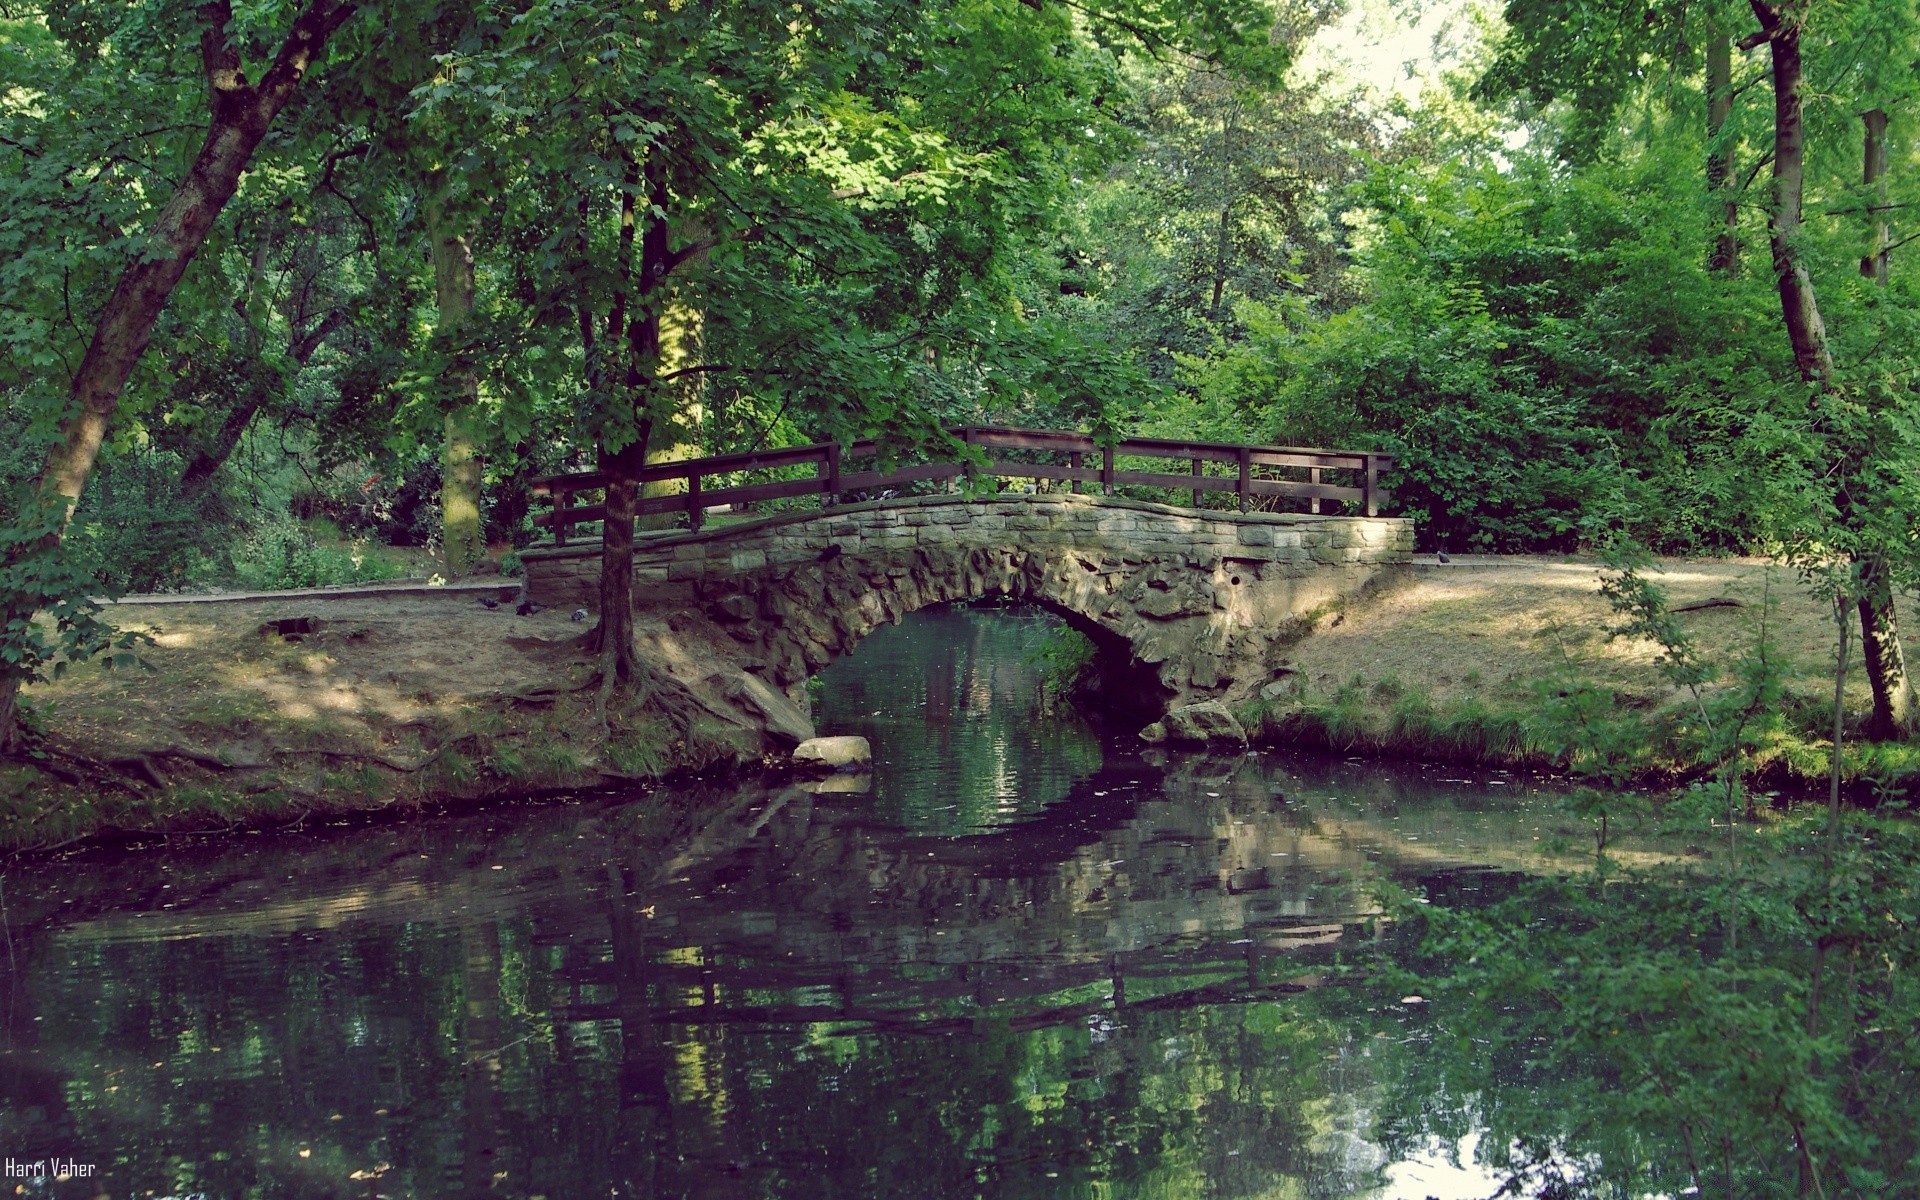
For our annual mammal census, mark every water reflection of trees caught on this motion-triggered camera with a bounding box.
[815,605,1106,833]
[6,753,1500,1199]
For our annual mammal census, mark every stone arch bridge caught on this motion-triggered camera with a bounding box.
[523,492,1411,745]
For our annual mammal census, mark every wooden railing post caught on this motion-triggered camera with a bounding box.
[529,430,1389,541]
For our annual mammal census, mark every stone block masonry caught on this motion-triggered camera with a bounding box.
[523,493,1412,716]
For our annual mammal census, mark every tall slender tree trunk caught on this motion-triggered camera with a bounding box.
[1752,2,1911,741]
[0,0,357,751]
[588,155,669,685]
[1857,557,1911,739]
[1751,2,1836,386]
[1854,109,1912,739]
[1707,33,1739,274]
[594,433,650,683]
[427,181,486,578]
[1861,108,1890,283]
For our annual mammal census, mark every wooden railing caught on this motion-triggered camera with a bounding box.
[530,426,1393,545]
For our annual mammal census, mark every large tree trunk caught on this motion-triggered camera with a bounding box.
[1861,108,1890,284]
[0,0,357,751]
[1753,2,1910,741]
[1707,33,1739,275]
[1854,109,1911,739]
[594,433,650,684]
[588,155,674,685]
[1857,558,1912,740]
[1751,1,1837,387]
[427,183,486,578]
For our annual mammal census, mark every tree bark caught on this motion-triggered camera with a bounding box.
[427,182,486,578]
[587,151,681,685]
[594,433,649,684]
[1861,108,1890,283]
[36,0,359,519]
[1854,114,1911,740]
[1856,557,1912,740]
[0,0,357,751]
[1707,33,1739,274]
[1751,4,1910,741]
[1750,1,1837,387]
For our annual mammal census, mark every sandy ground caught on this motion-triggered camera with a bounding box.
[1288,555,1908,711]
[27,583,594,765]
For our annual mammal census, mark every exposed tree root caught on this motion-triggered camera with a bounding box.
[1672,598,1746,613]
[275,746,446,773]
[3,747,146,794]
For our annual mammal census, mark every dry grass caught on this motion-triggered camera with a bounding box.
[1285,556,1907,712]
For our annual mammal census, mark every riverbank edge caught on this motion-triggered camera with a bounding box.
[0,683,795,854]
[5,684,1905,855]
[1234,695,1920,803]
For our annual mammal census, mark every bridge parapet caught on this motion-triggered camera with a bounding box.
[524,493,1410,720]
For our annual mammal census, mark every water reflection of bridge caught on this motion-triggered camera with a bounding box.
[10,755,1558,1200]
[54,766,1406,1027]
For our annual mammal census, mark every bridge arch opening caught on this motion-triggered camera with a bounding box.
[809,594,1172,733]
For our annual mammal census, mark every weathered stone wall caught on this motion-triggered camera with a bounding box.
[523,494,1411,715]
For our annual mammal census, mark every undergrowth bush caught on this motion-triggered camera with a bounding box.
[231,512,410,591]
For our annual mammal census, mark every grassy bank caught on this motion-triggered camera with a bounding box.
[1239,556,1920,798]
[0,590,774,851]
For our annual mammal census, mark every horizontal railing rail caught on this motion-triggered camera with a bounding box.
[529,426,1393,545]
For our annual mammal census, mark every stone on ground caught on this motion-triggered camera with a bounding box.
[792,735,872,773]
[1161,702,1248,747]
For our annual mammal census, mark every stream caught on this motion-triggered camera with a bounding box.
[0,603,1649,1199]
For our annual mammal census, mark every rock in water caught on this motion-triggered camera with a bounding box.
[792,735,873,774]
[1161,701,1248,747]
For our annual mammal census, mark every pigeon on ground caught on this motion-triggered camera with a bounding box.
[477,596,499,609]
[516,600,545,616]
[571,608,589,622]
[1436,551,1451,563]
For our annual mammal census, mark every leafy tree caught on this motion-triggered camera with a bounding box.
[418,0,1287,696]
[0,0,360,749]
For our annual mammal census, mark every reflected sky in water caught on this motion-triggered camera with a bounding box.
[0,607,1643,1200]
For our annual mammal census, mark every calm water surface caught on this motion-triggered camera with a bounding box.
[1,605,1621,1199]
